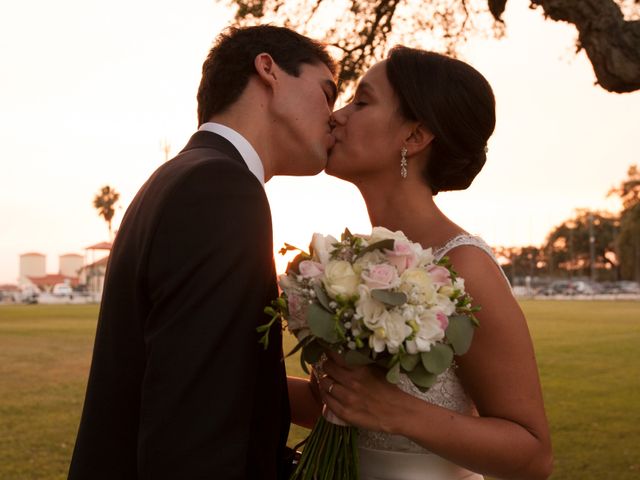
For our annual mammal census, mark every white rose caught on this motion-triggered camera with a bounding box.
[416,247,435,267]
[384,311,412,354]
[322,260,359,299]
[369,226,409,244]
[311,233,338,265]
[433,293,456,315]
[400,268,436,304]
[413,310,446,352]
[355,285,387,330]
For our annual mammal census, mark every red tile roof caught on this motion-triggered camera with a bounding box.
[20,252,45,257]
[27,274,79,288]
[85,242,112,250]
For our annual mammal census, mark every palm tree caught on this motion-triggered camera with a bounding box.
[93,185,120,239]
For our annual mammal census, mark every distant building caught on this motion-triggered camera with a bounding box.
[17,246,109,296]
[79,256,109,296]
[26,274,79,293]
[59,253,83,278]
[19,252,46,286]
[81,241,112,296]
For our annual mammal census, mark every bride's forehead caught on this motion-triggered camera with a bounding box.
[357,61,390,93]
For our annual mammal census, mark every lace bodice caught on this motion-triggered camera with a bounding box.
[358,234,506,454]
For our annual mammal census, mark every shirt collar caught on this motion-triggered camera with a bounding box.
[198,122,265,185]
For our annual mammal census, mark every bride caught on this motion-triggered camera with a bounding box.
[287,46,553,480]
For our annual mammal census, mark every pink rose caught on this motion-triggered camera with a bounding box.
[427,265,451,286]
[362,264,399,290]
[385,240,418,274]
[299,260,325,279]
[436,312,449,331]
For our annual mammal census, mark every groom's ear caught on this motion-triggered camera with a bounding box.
[405,123,434,156]
[254,53,279,89]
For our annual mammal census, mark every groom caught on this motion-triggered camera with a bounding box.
[68,25,337,479]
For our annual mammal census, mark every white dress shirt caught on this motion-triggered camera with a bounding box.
[198,122,265,185]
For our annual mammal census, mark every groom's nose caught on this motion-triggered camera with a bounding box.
[330,108,347,127]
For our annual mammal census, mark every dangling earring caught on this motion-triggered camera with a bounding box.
[400,147,408,179]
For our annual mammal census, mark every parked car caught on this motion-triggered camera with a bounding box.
[52,283,73,296]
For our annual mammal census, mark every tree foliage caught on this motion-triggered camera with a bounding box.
[542,209,619,279]
[609,164,640,280]
[230,0,640,93]
[93,185,120,239]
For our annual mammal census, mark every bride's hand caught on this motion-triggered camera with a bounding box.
[318,350,413,434]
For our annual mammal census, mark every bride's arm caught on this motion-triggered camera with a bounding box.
[320,246,553,480]
[287,374,323,429]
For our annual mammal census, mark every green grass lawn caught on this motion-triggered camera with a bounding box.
[0,301,638,479]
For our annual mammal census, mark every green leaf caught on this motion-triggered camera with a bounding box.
[285,252,309,274]
[385,361,401,384]
[406,363,438,390]
[399,353,420,372]
[286,335,313,358]
[302,339,324,365]
[446,314,476,355]
[421,344,454,375]
[307,303,340,343]
[371,289,407,306]
[313,284,333,312]
[344,348,374,366]
[358,239,395,256]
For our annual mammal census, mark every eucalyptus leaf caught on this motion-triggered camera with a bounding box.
[407,363,437,390]
[344,349,374,366]
[386,361,401,384]
[307,303,340,343]
[446,314,476,355]
[359,239,395,256]
[421,344,454,375]
[371,289,407,306]
[313,284,333,312]
[399,353,420,372]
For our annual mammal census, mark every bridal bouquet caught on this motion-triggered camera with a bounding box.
[258,227,480,480]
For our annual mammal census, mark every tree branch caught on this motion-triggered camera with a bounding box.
[504,0,640,92]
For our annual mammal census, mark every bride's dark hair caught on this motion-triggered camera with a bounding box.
[386,46,496,195]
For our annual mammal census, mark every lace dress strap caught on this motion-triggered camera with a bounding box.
[433,234,511,286]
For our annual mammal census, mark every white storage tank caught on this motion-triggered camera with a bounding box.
[19,252,46,285]
[59,253,83,278]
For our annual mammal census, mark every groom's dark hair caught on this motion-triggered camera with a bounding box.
[197,25,335,126]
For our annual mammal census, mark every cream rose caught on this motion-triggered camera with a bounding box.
[369,226,409,244]
[322,260,359,299]
[400,268,436,304]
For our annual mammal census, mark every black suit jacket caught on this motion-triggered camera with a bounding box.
[68,131,290,479]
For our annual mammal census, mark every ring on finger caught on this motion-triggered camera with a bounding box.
[328,381,335,394]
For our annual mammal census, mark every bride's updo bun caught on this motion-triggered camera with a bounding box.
[386,47,496,195]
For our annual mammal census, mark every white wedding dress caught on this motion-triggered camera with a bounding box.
[358,234,509,480]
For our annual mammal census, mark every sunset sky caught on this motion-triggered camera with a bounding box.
[1,0,639,283]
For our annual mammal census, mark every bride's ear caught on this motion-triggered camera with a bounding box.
[254,53,279,89]
[404,124,434,156]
